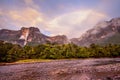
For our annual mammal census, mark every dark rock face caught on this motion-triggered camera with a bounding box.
[47,35,68,44]
[1,17,120,46]
[20,27,48,45]
[71,17,120,46]
[0,29,21,44]
[0,27,68,46]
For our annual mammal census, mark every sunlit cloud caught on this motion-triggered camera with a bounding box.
[0,7,108,38]
[9,8,43,26]
[46,10,108,38]
[0,0,119,38]
[0,0,44,30]
[0,7,45,29]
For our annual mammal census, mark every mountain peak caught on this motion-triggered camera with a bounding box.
[110,17,120,27]
[0,17,120,46]
[71,17,120,46]
[21,27,40,32]
[110,17,120,21]
[0,27,68,46]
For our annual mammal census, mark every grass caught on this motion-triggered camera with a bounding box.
[15,59,53,63]
[15,58,89,64]
[15,58,78,63]
[0,58,81,65]
[0,59,53,65]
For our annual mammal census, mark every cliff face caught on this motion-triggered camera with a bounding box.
[1,17,120,46]
[71,18,120,46]
[0,27,68,46]
[0,29,21,44]
[47,35,68,44]
[19,27,48,46]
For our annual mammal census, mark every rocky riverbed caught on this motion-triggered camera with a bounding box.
[0,58,120,80]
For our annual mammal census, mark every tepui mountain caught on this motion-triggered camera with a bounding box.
[0,17,120,46]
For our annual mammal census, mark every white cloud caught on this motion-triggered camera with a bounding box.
[46,10,108,38]
[0,6,109,39]
[0,7,45,30]
[0,0,45,30]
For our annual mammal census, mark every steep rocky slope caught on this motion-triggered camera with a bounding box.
[0,27,68,46]
[71,17,120,46]
[1,17,120,46]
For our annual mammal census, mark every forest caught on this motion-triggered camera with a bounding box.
[0,41,120,62]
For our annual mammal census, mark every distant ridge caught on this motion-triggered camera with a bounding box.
[0,27,68,46]
[71,17,120,46]
[0,17,120,46]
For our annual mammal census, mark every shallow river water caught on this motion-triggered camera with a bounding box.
[0,58,120,80]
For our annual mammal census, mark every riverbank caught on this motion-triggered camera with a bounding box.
[0,58,120,80]
[0,58,120,66]
[0,59,53,66]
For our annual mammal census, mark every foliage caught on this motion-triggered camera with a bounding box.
[0,41,120,62]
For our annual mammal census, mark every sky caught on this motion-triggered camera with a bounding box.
[0,0,120,38]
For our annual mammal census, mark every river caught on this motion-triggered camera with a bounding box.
[0,58,120,80]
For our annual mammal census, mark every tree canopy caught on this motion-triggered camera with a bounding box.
[0,42,120,62]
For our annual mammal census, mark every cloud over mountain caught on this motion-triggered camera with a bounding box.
[47,10,108,38]
[0,0,120,38]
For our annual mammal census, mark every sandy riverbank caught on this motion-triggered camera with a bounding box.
[0,58,120,80]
